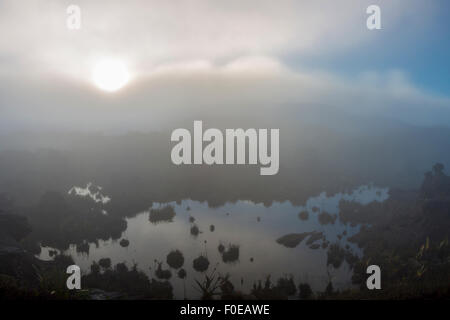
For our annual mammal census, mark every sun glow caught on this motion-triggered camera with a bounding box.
[92,59,130,92]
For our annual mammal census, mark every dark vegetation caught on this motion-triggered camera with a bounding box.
[193,255,210,273]
[250,275,297,300]
[190,224,200,237]
[276,233,311,248]
[276,231,324,249]
[154,262,172,280]
[98,258,111,269]
[0,192,174,300]
[326,243,358,269]
[298,283,313,299]
[298,210,309,221]
[318,211,337,225]
[0,199,86,299]
[119,238,130,247]
[84,261,173,299]
[1,162,450,299]
[76,242,89,255]
[177,268,187,279]
[24,191,127,251]
[221,244,240,263]
[193,268,233,300]
[335,164,450,299]
[149,205,176,223]
[166,250,184,269]
[273,164,450,299]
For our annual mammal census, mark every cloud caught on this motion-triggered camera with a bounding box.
[0,1,447,133]
[1,55,449,133]
[0,0,437,81]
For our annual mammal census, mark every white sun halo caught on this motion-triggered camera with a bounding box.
[93,59,130,92]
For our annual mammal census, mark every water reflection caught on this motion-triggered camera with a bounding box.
[37,184,388,299]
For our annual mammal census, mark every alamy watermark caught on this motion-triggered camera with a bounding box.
[367,5,381,30]
[171,121,279,176]
[66,265,81,290]
[66,4,81,30]
[65,4,380,31]
[366,265,381,289]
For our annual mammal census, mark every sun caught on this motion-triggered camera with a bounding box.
[92,59,130,92]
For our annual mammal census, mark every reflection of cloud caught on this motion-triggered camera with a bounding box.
[68,182,111,205]
[65,196,364,298]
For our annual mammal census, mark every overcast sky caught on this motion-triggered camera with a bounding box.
[0,0,449,133]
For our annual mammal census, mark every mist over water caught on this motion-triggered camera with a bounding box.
[37,184,388,299]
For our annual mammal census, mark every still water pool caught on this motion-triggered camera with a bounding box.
[38,184,388,299]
